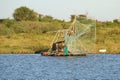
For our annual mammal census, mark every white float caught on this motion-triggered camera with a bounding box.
[99,49,107,53]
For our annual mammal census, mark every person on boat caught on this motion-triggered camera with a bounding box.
[64,45,68,56]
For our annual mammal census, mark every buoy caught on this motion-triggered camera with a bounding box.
[99,49,107,53]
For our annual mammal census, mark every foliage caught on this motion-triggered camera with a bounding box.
[3,19,16,28]
[70,15,76,22]
[13,6,38,21]
[0,7,120,53]
[0,20,70,35]
[113,19,119,24]
[0,26,14,35]
[95,21,120,53]
[41,15,53,22]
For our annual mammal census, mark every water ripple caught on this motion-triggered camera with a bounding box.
[0,54,120,80]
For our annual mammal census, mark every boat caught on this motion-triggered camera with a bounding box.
[41,15,96,56]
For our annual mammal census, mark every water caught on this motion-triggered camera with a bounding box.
[0,54,120,80]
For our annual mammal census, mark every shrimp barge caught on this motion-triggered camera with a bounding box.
[41,41,86,56]
[41,15,96,56]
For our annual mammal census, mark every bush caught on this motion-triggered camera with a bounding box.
[3,19,16,28]
[0,26,15,35]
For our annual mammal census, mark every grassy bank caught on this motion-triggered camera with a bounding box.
[0,20,120,54]
[0,33,55,54]
[95,21,120,53]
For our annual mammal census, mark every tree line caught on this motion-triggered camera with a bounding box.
[13,6,63,22]
[0,6,120,35]
[0,6,120,53]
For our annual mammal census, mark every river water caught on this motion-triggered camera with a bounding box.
[0,54,120,80]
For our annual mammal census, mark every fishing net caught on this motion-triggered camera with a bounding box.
[64,17,96,54]
[49,16,96,54]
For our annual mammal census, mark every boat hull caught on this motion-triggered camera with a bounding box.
[41,52,86,56]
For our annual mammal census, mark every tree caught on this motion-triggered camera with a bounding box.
[38,14,44,21]
[70,15,75,22]
[42,15,53,22]
[113,19,119,24]
[13,6,38,21]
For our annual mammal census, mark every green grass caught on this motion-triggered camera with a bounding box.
[0,33,55,53]
[95,25,120,54]
[0,20,120,54]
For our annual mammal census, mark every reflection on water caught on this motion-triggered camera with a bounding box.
[0,54,120,80]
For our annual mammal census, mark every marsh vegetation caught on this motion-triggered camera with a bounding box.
[0,6,119,54]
